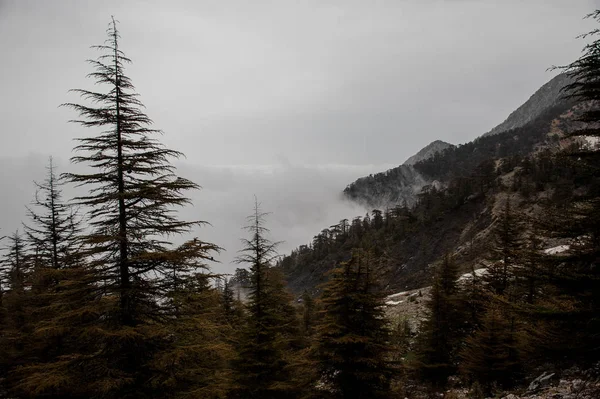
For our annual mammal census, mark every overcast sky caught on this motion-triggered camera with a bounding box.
[1,0,599,274]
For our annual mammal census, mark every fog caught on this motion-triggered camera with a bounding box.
[0,155,392,274]
[2,0,600,273]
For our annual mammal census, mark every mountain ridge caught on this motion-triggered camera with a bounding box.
[342,74,573,210]
[483,73,572,137]
[282,74,579,296]
[403,140,454,165]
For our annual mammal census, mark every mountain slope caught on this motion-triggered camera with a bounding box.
[484,73,572,137]
[342,165,430,209]
[342,75,573,210]
[342,140,452,209]
[282,76,579,296]
[403,140,454,165]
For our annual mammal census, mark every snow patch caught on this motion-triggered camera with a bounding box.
[544,245,570,255]
[458,268,488,281]
[583,135,600,150]
[385,300,404,306]
[386,291,409,300]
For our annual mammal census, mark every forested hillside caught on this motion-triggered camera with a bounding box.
[342,74,574,211]
[282,98,577,296]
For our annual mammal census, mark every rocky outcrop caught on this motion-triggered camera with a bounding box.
[484,73,573,137]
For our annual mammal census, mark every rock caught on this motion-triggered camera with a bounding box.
[403,140,454,166]
[571,379,583,392]
[528,372,556,392]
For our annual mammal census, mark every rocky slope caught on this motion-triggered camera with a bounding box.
[403,140,454,165]
[342,74,573,210]
[484,73,572,137]
[283,74,578,296]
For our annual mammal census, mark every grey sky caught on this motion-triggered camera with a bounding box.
[1,0,599,274]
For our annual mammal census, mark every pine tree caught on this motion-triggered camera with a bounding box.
[529,10,600,362]
[14,18,218,398]
[150,273,235,399]
[484,198,523,296]
[414,254,460,386]
[4,160,85,396]
[0,232,31,393]
[556,9,600,166]
[230,199,304,399]
[221,277,244,325]
[301,289,317,337]
[459,304,522,394]
[314,249,393,399]
[23,157,82,274]
[62,16,207,327]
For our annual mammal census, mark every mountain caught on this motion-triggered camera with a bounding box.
[342,164,430,209]
[281,75,579,296]
[483,73,572,137]
[342,74,573,210]
[342,140,452,209]
[403,140,454,165]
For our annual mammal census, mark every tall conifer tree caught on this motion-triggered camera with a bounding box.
[230,199,303,399]
[14,18,217,398]
[415,254,460,386]
[23,157,82,273]
[314,250,392,399]
[532,9,600,362]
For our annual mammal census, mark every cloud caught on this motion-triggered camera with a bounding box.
[2,0,599,275]
[0,155,388,275]
[1,0,597,167]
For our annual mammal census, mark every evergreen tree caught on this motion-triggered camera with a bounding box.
[0,232,31,394]
[63,16,206,327]
[484,198,523,296]
[557,9,600,165]
[414,254,460,386]
[150,273,235,399]
[230,199,304,399]
[14,18,218,398]
[301,289,317,337]
[529,10,600,362]
[23,157,82,274]
[459,304,522,394]
[4,160,86,396]
[314,250,392,399]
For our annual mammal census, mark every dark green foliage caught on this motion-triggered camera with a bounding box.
[7,18,220,399]
[62,17,207,327]
[314,250,393,399]
[558,9,600,157]
[150,274,235,399]
[483,198,523,296]
[413,101,574,182]
[522,9,600,363]
[301,290,317,337]
[459,305,522,393]
[23,157,82,273]
[0,232,30,390]
[230,200,305,399]
[414,255,461,386]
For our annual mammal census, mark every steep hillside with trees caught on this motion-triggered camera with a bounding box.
[282,97,578,296]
